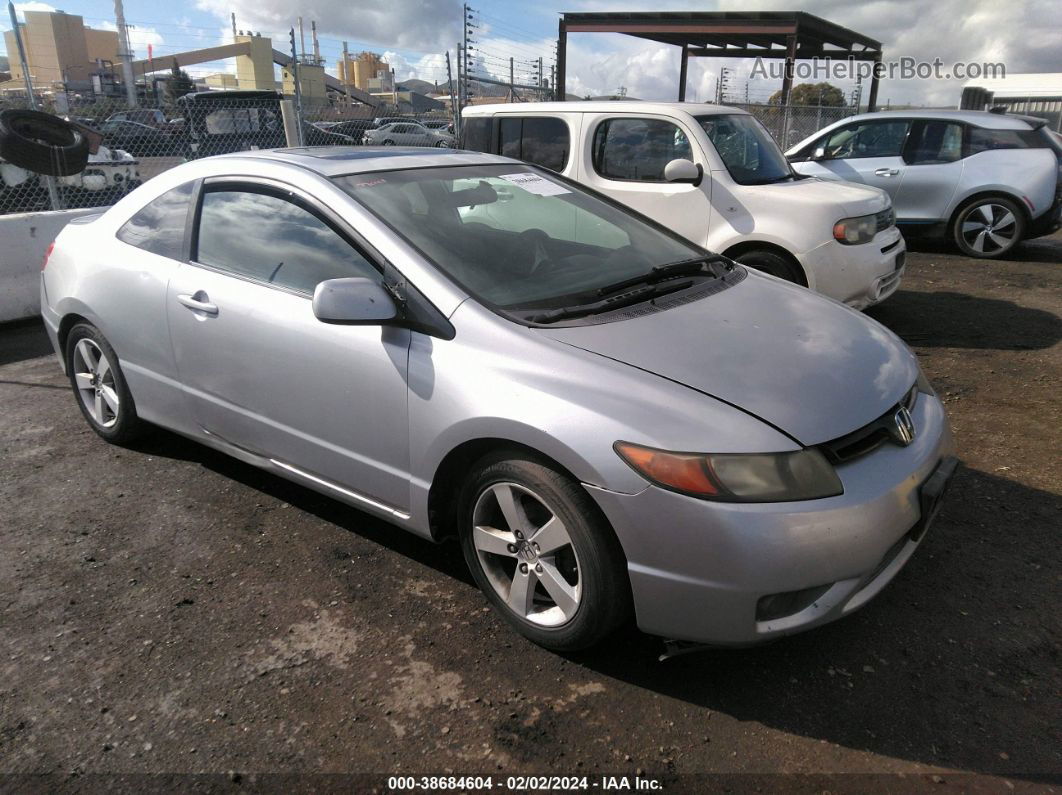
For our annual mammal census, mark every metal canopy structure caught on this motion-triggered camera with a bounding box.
[557,11,884,110]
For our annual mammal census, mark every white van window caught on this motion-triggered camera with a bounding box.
[461,117,493,153]
[592,118,692,182]
[498,117,570,172]
[696,114,793,185]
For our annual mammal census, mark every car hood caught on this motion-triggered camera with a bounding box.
[751,175,890,217]
[538,273,918,446]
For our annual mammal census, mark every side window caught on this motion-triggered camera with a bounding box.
[905,121,963,164]
[461,117,493,153]
[495,117,570,172]
[966,126,1041,155]
[116,181,194,259]
[823,120,910,159]
[195,188,379,294]
[592,118,692,182]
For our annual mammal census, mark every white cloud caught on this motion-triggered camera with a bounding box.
[1,1,56,30]
[95,20,165,60]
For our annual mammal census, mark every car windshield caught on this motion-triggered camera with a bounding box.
[695,113,792,185]
[334,164,706,312]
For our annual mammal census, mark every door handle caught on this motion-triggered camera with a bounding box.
[874,168,900,177]
[177,292,219,315]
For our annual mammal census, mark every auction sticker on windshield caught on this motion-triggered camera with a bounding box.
[498,173,570,196]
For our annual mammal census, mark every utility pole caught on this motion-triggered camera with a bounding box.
[7,1,60,209]
[509,56,514,102]
[342,41,351,110]
[289,27,303,145]
[456,42,464,112]
[551,64,556,100]
[113,0,137,107]
[446,50,458,136]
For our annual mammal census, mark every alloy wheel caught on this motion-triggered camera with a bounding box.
[961,203,1018,255]
[72,338,119,428]
[471,482,582,627]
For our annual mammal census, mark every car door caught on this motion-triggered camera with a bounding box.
[576,115,714,247]
[891,119,965,223]
[795,118,912,201]
[166,178,412,514]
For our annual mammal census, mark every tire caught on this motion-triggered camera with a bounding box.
[458,450,631,651]
[434,140,450,148]
[65,323,146,445]
[382,139,395,146]
[952,196,1025,258]
[0,109,90,176]
[734,249,805,284]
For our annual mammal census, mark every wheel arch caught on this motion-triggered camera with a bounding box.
[721,240,809,287]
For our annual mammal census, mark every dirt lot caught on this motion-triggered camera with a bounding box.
[1,234,1060,791]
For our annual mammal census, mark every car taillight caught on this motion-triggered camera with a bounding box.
[42,242,55,271]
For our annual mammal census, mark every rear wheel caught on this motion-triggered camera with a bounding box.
[65,322,146,444]
[952,196,1024,258]
[382,139,395,146]
[458,451,631,651]
[734,249,804,284]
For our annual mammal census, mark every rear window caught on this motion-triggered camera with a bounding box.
[116,181,194,260]
[461,117,493,153]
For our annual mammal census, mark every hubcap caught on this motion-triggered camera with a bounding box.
[471,482,581,627]
[73,339,119,428]
[961,203,1017,254]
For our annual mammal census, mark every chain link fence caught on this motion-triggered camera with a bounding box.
[727,102,859,150]
[1,90,856,216]
[0,92,458,216]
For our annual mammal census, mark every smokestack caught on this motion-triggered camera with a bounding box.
[230,11,236,41]
[298,16,306,61]
[311,20,320,64]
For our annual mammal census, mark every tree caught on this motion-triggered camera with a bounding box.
[163,59,195,104]
[769,82,846,107]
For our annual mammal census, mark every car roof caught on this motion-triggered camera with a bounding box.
[463,101,749,118]
[209,147,514,177]
[835,109,1040,130]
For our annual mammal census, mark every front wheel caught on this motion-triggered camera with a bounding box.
[65,322,146,444]
[733,249,804,284]
[952,197,1024,258]
[381,139,395,146]
[459,451,631,651]
[434,139,451,148]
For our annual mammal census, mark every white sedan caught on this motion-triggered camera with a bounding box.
[362,121,454,148]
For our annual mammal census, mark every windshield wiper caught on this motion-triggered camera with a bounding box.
[528,279,695,324]
[596,255,722,297]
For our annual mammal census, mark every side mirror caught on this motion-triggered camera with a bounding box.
[312,277,398,325]
[664,158,703,186]
[811,146,827,161]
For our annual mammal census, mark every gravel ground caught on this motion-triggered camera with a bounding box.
[1,233,1059,792]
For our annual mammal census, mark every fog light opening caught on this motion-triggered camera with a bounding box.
[756,584,832,622]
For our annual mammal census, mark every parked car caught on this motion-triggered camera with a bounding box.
[40,148,956,652]
[363,121,454,148]
[107,108,169,130]
[326,119,375,142]
[97,119,176,157]
[422,119,455,134]
[463,102,905,310]
[1,143,139,212]
[787,110,1062,258]
[370,115,415,128]
[177,90,355,157]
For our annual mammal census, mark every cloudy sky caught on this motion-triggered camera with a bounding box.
[2,0,1059,106]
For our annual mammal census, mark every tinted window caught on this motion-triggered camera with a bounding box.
[495,117,569,172]
[461,117,493,153]
[905,121,963,164]
[116,181,194,259]
[823,120,910,159]
[195,189,379,294]
[592,118,692,181]
[966,126,1044,154]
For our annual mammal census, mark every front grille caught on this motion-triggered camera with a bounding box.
[819,384,917,464]
[875,207,895,232]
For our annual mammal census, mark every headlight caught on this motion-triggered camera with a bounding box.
[833,212,879,245]
[614,442,843,502]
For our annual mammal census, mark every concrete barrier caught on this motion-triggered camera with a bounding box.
[0,208,101,323]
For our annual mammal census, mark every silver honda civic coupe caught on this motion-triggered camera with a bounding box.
[41,147,957,652]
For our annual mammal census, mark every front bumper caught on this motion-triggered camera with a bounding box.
[803,227,907,310]
[586,391,955,646]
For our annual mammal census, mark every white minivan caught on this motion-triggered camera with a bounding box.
[462,102,906,309]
